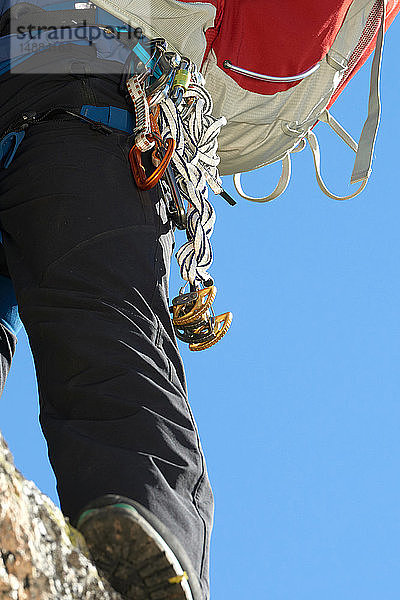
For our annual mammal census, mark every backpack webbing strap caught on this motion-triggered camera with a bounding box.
[306,129,368,201]
[319,109,358,153]
[351,0,387,184]
[233,153,291,203]
[307,0,386,201]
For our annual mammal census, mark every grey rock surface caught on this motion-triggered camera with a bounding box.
[0,430,122,600]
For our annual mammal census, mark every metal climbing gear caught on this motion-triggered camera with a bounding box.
[126,72,155,152]
[125,36,233,350]
[162,166,187,230]
[170,58,192,106]
[171,286,232,352]
[130,104,176,190]
[126,47,178,190]
[129,135,176,190]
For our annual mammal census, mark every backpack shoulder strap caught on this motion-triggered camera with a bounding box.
[351,0,387,184]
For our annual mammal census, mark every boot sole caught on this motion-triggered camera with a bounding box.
[77,503,194,600]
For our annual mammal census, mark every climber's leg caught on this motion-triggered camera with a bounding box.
[0,116,213,600]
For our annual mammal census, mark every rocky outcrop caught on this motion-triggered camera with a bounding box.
[0,431,122,600]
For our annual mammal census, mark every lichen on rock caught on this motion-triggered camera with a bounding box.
[0,431,122,600]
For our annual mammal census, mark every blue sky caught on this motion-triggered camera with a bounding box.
[2,15,400,600]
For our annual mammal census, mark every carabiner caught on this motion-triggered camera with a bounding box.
[129,136,176,190]
[162,165,187,230]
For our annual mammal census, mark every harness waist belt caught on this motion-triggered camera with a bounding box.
[0,105,135,169]
[80,105,134,133]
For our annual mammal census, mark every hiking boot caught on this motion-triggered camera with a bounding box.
[75,494,202,600]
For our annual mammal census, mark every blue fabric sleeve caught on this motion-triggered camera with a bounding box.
[0,274,22,335]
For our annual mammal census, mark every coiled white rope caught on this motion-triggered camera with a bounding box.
[158,84,226,288]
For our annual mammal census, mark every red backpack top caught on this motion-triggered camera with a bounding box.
[95,0,399,197]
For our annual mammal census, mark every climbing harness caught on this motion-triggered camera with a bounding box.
[0,105,120,170]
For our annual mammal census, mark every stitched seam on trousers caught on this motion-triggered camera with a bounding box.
[37,224,156,287]
[192,447,208,588]
[149,190,164,311]
[72,66,97,105]
[178,391,208,588]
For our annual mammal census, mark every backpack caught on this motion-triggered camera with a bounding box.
[93,0,399,200]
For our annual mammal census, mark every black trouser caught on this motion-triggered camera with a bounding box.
[0,323,16,395]
[0,46,213,598]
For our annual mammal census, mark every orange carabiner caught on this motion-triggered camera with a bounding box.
[129,136,176,190]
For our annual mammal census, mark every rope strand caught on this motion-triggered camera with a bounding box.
[158,87,226,288]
